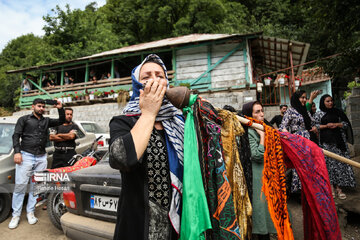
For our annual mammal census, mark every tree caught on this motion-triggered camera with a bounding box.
[105,0,251,44]
[43,2,122,60]
[0,34,54,108]
[294,0,360,94]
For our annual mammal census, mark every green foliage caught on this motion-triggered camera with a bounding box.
[0,107,13,117]
[104,0,251,43]
[43,3,122,60]
[344,80,360,99]
[179,83,191,89]
[0,34,54,68]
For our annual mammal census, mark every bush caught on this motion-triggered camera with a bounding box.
[343,80,360,99]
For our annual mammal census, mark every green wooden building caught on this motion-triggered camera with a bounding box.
[8,33,316,110]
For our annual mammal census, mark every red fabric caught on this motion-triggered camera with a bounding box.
[48,156,97,173]
[280,132,342,240]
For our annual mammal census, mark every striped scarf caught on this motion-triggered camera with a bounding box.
[123,54,184,234]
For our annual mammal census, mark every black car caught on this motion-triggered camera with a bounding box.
[60,152,121,240]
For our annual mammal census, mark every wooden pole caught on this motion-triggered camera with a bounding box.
[236,115,360,169]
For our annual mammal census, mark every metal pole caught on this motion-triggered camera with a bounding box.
[111,59,115,78]
[289,43,295,93]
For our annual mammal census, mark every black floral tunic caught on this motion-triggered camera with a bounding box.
[109,115,176,240]
[314,111,355,187]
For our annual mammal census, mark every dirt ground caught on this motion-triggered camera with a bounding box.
[287,197,360,240]
[0,203,66,240]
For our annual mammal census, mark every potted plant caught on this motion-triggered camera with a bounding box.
[62,94,68,103]
[277,73,288,85]
[57,96,64,103]
[74,91,81,101]
[94,90,103,99]
[89,91,95,100]
[108,89,115,98]
[113,89,119,98]
[103,91,110,98]
[84,90,90,102]
[264,77,272,86]
[294,77,302,87]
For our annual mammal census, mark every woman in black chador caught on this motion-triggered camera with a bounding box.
[314,94,355,199]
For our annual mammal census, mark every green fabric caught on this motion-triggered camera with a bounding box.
[180,94,212,240]
[248,128,277,234]
[306,102,312,111]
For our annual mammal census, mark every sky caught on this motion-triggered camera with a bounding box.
[0,0,106,51]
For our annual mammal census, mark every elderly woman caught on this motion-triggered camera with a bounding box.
[314,94,355,199]
[279,90,318,193]
[109,54,184,240]
[242,101,276,240]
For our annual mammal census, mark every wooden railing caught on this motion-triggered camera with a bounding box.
[20,70,175,108]
[260,83,281,106]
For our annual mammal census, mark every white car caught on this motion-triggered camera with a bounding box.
[73,120,110,152]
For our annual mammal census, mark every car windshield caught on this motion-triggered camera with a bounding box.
[81,122,105,134]
[0,123,15,154]
[99,151,109,164]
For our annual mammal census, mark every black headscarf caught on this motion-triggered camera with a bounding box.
[291,90,312,131]
[242,101,257,118]
[241,101,272,126]
[319,94,354,148]
[223,105,237,113]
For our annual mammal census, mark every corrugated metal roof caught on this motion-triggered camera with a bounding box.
[251,36,310,76]
[7,32,262,74]
[81,33,258,59]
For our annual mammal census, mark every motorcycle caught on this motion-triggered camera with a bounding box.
[34,135,103,230]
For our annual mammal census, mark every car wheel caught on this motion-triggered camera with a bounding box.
[47,191,67,230]
[0,187,12,223]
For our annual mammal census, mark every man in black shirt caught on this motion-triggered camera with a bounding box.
[49,108,80,169]
[270,104,288,129]
[9,98,64,229]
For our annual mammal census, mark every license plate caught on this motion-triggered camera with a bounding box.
[90,195,118,212]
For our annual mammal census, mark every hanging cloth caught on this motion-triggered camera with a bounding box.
[245,117,294,240]
[218,109,252,240]
[280,132,342,240]
[180,94,212,240]
[195,97,241,239]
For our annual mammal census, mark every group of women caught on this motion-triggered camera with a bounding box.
[108,54,355,240]
[245,89,355,239]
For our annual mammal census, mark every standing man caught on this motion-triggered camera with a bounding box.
[9,98,65,229]
[49,108,79,169]
[270,104,288,129]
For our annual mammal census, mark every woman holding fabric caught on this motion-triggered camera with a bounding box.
[242,101,276,240]
[109,54,184,240]
[314,94,355,199]
[279,90,318,192]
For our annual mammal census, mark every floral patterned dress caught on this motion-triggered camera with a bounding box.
[314,111,356,187]
[279,107,316,192]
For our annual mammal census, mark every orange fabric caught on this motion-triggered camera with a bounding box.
[246,117,294,240]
